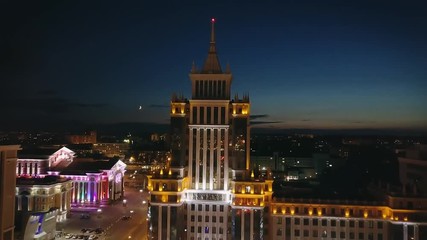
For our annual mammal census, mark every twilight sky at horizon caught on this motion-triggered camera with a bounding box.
[1,1,427,131]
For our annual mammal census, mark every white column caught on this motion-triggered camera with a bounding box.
[250,209,254,240]
[202,128,207,190]
[189,128,193,188]
[21,162,25,175]
[195,129,200,189]
[167,206,170,240]
[224,128,229,190]
[209,128,214,190]
[403,224,408,240]
[414,224,419,240]
[216,128,221,189]
[158,206,162,240]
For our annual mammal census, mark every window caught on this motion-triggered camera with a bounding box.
[349,220,355,228]
[198,216,202,222]
[322,219,327,226]
[378,233,383,240]
[331,231,336,238]
[303,230,309,237]
[191,226,194,233]
[340,232,345,238]
[277,218,282,224]
[205,216,209,222]
[313,230,318,237]
[294,230,300,237]
[313,219,318,226]
[340,220,345,227]
[294,218,300,225]
[212,216,216,222]
[220,216,223,223]
[205,227,209,234]
[191,215,195,222]
[303,218,309,225]
[212,227,216,234]
[277,229,282,236]
[359,221,364,228]
[331,220,336,227]
[359,233,364,239]
[198,205,202,211]
[220,205,224,212]
[349,232,355,239]
[378,221,383,229]
[205,205,209,211]
[198,226,201,233]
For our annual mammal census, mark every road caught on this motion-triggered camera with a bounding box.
[57,187,150,240]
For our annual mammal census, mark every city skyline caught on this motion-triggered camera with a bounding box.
[2,1,427,133]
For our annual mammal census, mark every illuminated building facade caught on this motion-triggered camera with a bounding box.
[14,176,72,240]
[16,147,126,207]
[149,19,273,240]
[148,20,427,240]
[269,195,427,240]
[1,145,21,240]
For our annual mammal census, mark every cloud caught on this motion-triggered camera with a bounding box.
[250,121,282,125]
[250,114,269,120]
[300,119,312,122]
[149,104,170,108]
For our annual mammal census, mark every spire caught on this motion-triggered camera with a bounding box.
[202,18,222,74]
[191,60,197,73]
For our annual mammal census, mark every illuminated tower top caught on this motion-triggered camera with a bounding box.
[201,18,222,74]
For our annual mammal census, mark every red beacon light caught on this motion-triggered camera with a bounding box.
[211,18,215,23]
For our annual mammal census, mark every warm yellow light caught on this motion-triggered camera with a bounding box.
[291,209,295,215]
[180,108,184,114]
[160,169,163,175]
[251,170,254,178]
[404,217,408,221]
[233,109,236,114]
[308,209,313,216]
[172,108,176,114]
[161,195,167,202]
[273,208,277,214]
[364,212,368,218]
[318,210,322,216]
[281,208,286,214]
[382,214,387,219]
[168,169,172,175]
[394,217,399,221]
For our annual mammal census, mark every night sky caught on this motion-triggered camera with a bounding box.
[2,1,427,132]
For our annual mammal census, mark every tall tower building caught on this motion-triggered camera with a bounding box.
[0,145,21,240]
[148,19,273,240]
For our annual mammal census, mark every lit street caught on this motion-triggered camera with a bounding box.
[57,187,149,240]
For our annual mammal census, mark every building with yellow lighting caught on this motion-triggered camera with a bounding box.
[147,20,427,240]
[147,19,274,240]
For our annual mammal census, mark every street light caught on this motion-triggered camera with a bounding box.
[123,199,127,207]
